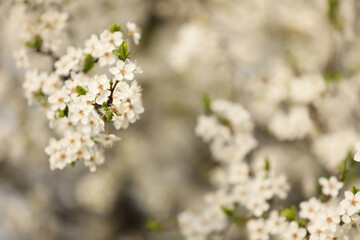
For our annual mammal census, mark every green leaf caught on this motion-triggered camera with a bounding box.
[34,89,46,103]
[106,110,114,121]
[57,105,69,118]
[71,161,76,167]
[339,157,348,178]
[217,115,231,128]
[109,23,122,33]
[296,219,306,227]
[91,137,100,144]
[347,150,356,166]
[339,150,353,181]
[113,41,131,61]
[323,69,341,83]
[82,54,95,73]
[102,102,113,121]
[102,102,109,110]
[221,206,241,223]
[280,205,297,222]
[119,42,129,57]
[265,157,270,171]
[76,85,87,96]
[221,206,235,218]
[202,93,212,115]
[145,220,163,232]
[352,186,360,194]
[112,50,120,56]
[327,0,343,30]
[26,35,43,49]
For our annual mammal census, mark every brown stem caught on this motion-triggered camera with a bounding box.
[107,80,119,106]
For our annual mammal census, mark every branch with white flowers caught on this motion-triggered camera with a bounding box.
[14,6,144,172]
[169,96,360,240]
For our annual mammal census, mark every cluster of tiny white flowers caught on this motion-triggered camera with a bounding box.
[286,183,360,240]
[313,130,358,172]
[195,99,257,163]
[14,8,144,172]
[247,217,307,240]
[179,98,360,240]
[14,10,69,68]
[245,65,326,141]
[268,106,314,141]
[239,59,360,173]
[179,99,291,240]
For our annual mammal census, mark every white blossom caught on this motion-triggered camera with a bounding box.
[109,59,136,81]
[13,47,29,68]
[282,222,307,240]
[127,22,141,45]
[84,34,102,57]
[98,44,117,67]
[100,29,123,48]
[95,134,121,148]
[340,191,360,216]
[247,219,269,240]
[87,74,111,105]
[319,176,343,197]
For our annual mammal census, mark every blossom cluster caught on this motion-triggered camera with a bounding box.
[179,99,291,239]
[195,99,257,163]
[167,0,360,176]
[240,60,360,173]
[244,67,325,141]
[14,8,143,172]
[178,98,360,240]
[244,177,360,240]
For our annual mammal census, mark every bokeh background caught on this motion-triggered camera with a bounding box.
[1,0,360,239]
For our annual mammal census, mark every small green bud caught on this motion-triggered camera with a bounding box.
[106,110,114,121]
[57,106,69,118]
[280,205,297,222]
[202,93,212,115]
[102,102,109,109]
[339,150,353,181]
[323,69,341,84]
[221,206,235,218]
[82,54,95,73]
[265,157,270,172]
[296,219,306,227]
[102,102,113,121]
[76,85,87,96]
[352,186,360,194]
[145,220,163,232]
[217,115,231,129]
[109,23,122,33]
[327,0,343,30]
[26,35,43,49]
[34,89,46,103]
